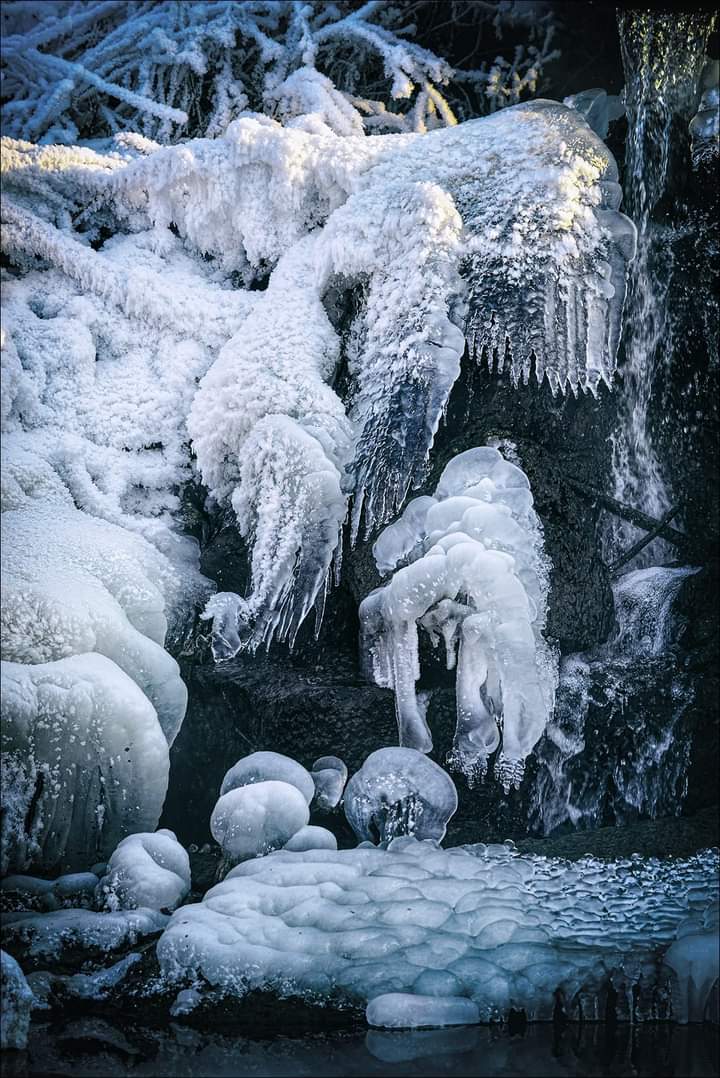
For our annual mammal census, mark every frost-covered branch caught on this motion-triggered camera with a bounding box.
[1,1,561,141]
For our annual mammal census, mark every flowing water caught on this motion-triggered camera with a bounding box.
[605,10,715,568]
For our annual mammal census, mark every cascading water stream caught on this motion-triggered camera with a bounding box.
[606,9,715,568]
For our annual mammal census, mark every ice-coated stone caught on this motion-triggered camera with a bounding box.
[156,841,719,1022]
[310,755,348,811]
[344,748,458,845]
[97,829,190,912]
[366,993,480,1029]
[1,949,33,1050]
[210,781,310,862]
[283,826,338,852]
[220,751,315,804]
[2,908,168,971]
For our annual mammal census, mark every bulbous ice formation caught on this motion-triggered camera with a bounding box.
[220,751,315,804]
[98,829,191,912]
[210,781,310,862]
[360,448,557,790]
[311,755,348,811]
[344,748,458,845]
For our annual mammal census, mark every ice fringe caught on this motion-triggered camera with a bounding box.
[361,448,556,789]
[1,101,636,659]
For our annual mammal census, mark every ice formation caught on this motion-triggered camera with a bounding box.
[2,872,100,912]
[366,993,479,1030]
[2,99,634,658]
[283,826,338,853]
[360,447,557,789]
[690,59,719,168]
[0,949,33,1050]
[210,781,310,863]
[157,839,719,1023]
[1,654,170,876]
[97,830,191,913]
[220,751,315,804]
[311,756,348,811]
[344,749,458,845]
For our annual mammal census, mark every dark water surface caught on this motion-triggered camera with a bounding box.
[3,1020,718,1077]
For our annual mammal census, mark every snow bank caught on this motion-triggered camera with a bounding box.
[361,447,556,788]
[157,840,719,1023]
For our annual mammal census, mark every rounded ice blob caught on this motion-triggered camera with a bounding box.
[283,825,337,852]
[210,780,310,861]
[98,829,190,912]
[311,755,348,810]
[344,748,458,844]
[220,751,315,804]
[366,993,479,1029]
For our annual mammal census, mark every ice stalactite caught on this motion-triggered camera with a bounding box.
[360,448,557,790]
[605,9,715,567]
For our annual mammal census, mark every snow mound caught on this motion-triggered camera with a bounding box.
[156,841,719,1023]
[344,749,458,844]
[1,949,33,1050]
[361,447,557,788]
[98,830,190,913]
[210,781,310,863]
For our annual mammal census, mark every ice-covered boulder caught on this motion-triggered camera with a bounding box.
[361,448,557,789]
[310,755,348,811]
[0,949,33,1050]
[156,841,719,1022]
[283,826,337,852]
[220,751,315,804]
[2,908,168,971]
[98,830,190,912]
[210,781,310,862]
[1,654,170,876]
[344,748,458,845]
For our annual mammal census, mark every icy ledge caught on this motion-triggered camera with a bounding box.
[157,840,719,1025]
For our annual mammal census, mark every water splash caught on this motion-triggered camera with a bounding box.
[531,566,698,835]
[606,10,715,567]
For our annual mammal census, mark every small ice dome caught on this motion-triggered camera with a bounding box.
[283,825,338,852]
[220,751,315,804]
[412,969,465,997]
[344,748,458,845]
[210,781,310,861]
[366,992,479,1029]
[311,755,348,810]
[98,829,190,912]
[1,950,34,1050]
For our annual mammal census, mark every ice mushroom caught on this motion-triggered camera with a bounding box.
[344,748,458,845]
[210,781,310,862]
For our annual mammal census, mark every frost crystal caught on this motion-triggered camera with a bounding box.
[360,448,557,789]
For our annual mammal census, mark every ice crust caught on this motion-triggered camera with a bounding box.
[344,749,458,845]
[0,949,33,1050]
[97,830,190,912]
[2,907,168,969]
[0,100,635,658]
[156,840,719,1024]
[361,448,557,788]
